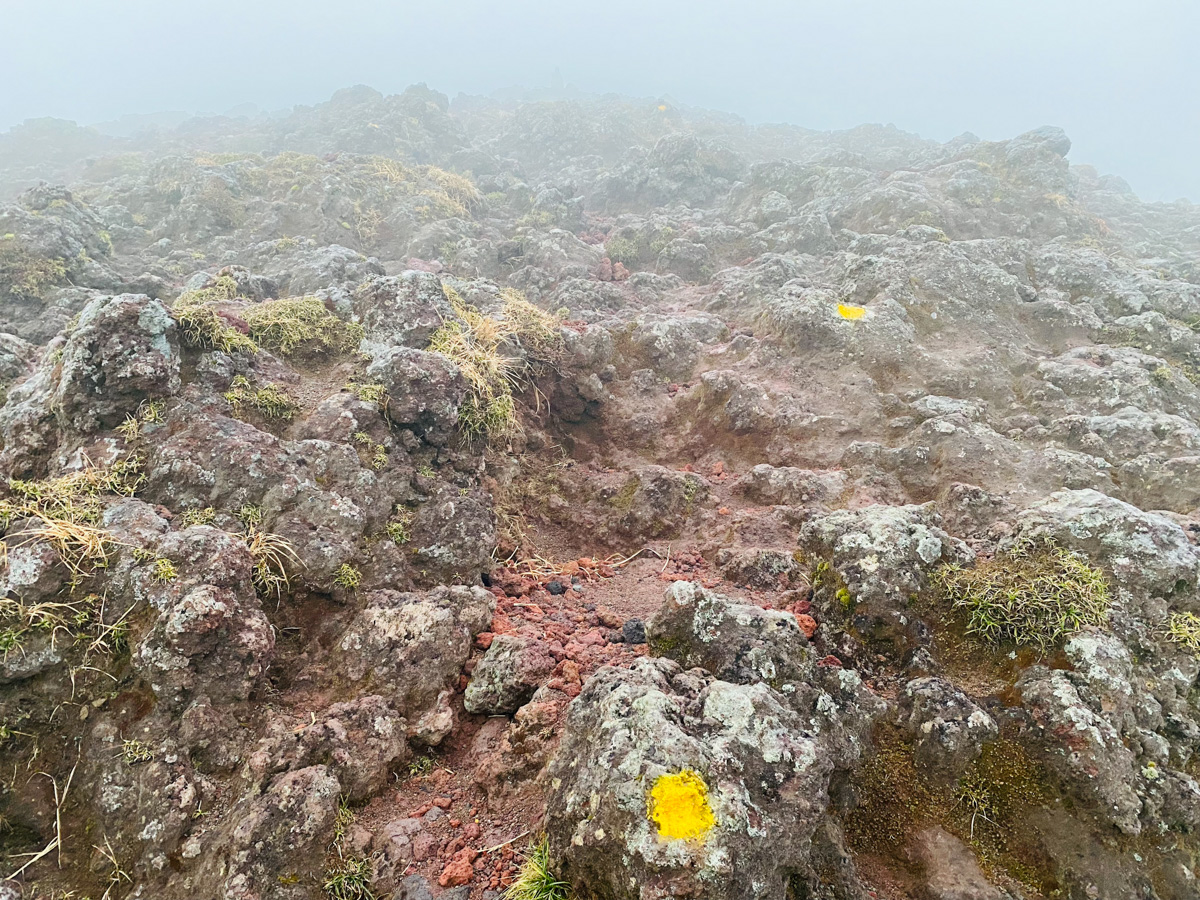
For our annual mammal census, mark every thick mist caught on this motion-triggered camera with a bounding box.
[3,0,1198,200]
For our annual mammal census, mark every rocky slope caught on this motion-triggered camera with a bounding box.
[0,83,1199,900]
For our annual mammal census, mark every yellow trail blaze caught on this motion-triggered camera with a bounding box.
[649,770,716,840]
[837,303,867,320]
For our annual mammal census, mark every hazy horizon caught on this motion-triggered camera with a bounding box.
[4,0,1197,203]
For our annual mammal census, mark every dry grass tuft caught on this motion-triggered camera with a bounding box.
[426,286,563,443]
[243,528,301,599]
[0,456,145,583]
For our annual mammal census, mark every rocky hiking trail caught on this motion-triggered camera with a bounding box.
[1,83,1200,900]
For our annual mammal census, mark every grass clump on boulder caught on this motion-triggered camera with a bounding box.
[223,375,300,421]
[173,274,259,354]
[3,455,144,528]
[175,303,258,354]
[426,285,563,443]
[244,296,363,356]
[934,539,1110,651]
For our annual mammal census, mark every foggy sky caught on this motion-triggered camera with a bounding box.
[4,0,1198,202]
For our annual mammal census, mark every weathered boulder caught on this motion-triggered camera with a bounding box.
[545,657,835,900]
[647,580,813,686]
[366,346,466,446]
[249,695,409,801]
[355,271,454,352]
[736,464,848,508]
[602,465,708,542]
[715,547,805,589]
[800,504,969,655]
[1014,489,1200,606]
[83,720,199,879]
[201,765,340,900]
[463,634,555,715]
[55,293,180,433]
[135,526,274,709]
[899,677,998,781]
[625,312,728,380]
[908,827,1006,900]
[1016,665,1143,834]
[409,486,497,585]
[335,585,494,740]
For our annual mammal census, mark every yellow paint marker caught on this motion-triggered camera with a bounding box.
[649,770,715,840]
[837,303,867,320]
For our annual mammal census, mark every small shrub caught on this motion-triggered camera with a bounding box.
[0,628,23,657]
[5,455,144,524]
[177,274,240,306]
[385,510,414,545]
[116,400,168,442]
[243,529,300,599]
[122,739,154,765]
[1166,612,1200,654]
[501,288,564,356]
[115,415,142,443]
[407,755,435,777]
[955,771,998,838]
[244,297,363,356]
[323,856,375,900]
[180,507,217,528]
[352,433,387,470]
[333,564,361,590]
[324,794,376,899]
[237,504,264,529]
[934,540,1110,651]
[1,456,144,578]
[426,286,562,444]
[603,236,639,266]
[346,380,387,406]
[506,838,571,900]
[151,558,178,582]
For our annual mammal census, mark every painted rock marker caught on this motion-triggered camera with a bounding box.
[649,770,715,841]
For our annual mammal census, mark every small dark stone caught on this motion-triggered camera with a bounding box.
[547,580,566,595]
[396,874,435,900]
[622,618,646,644]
